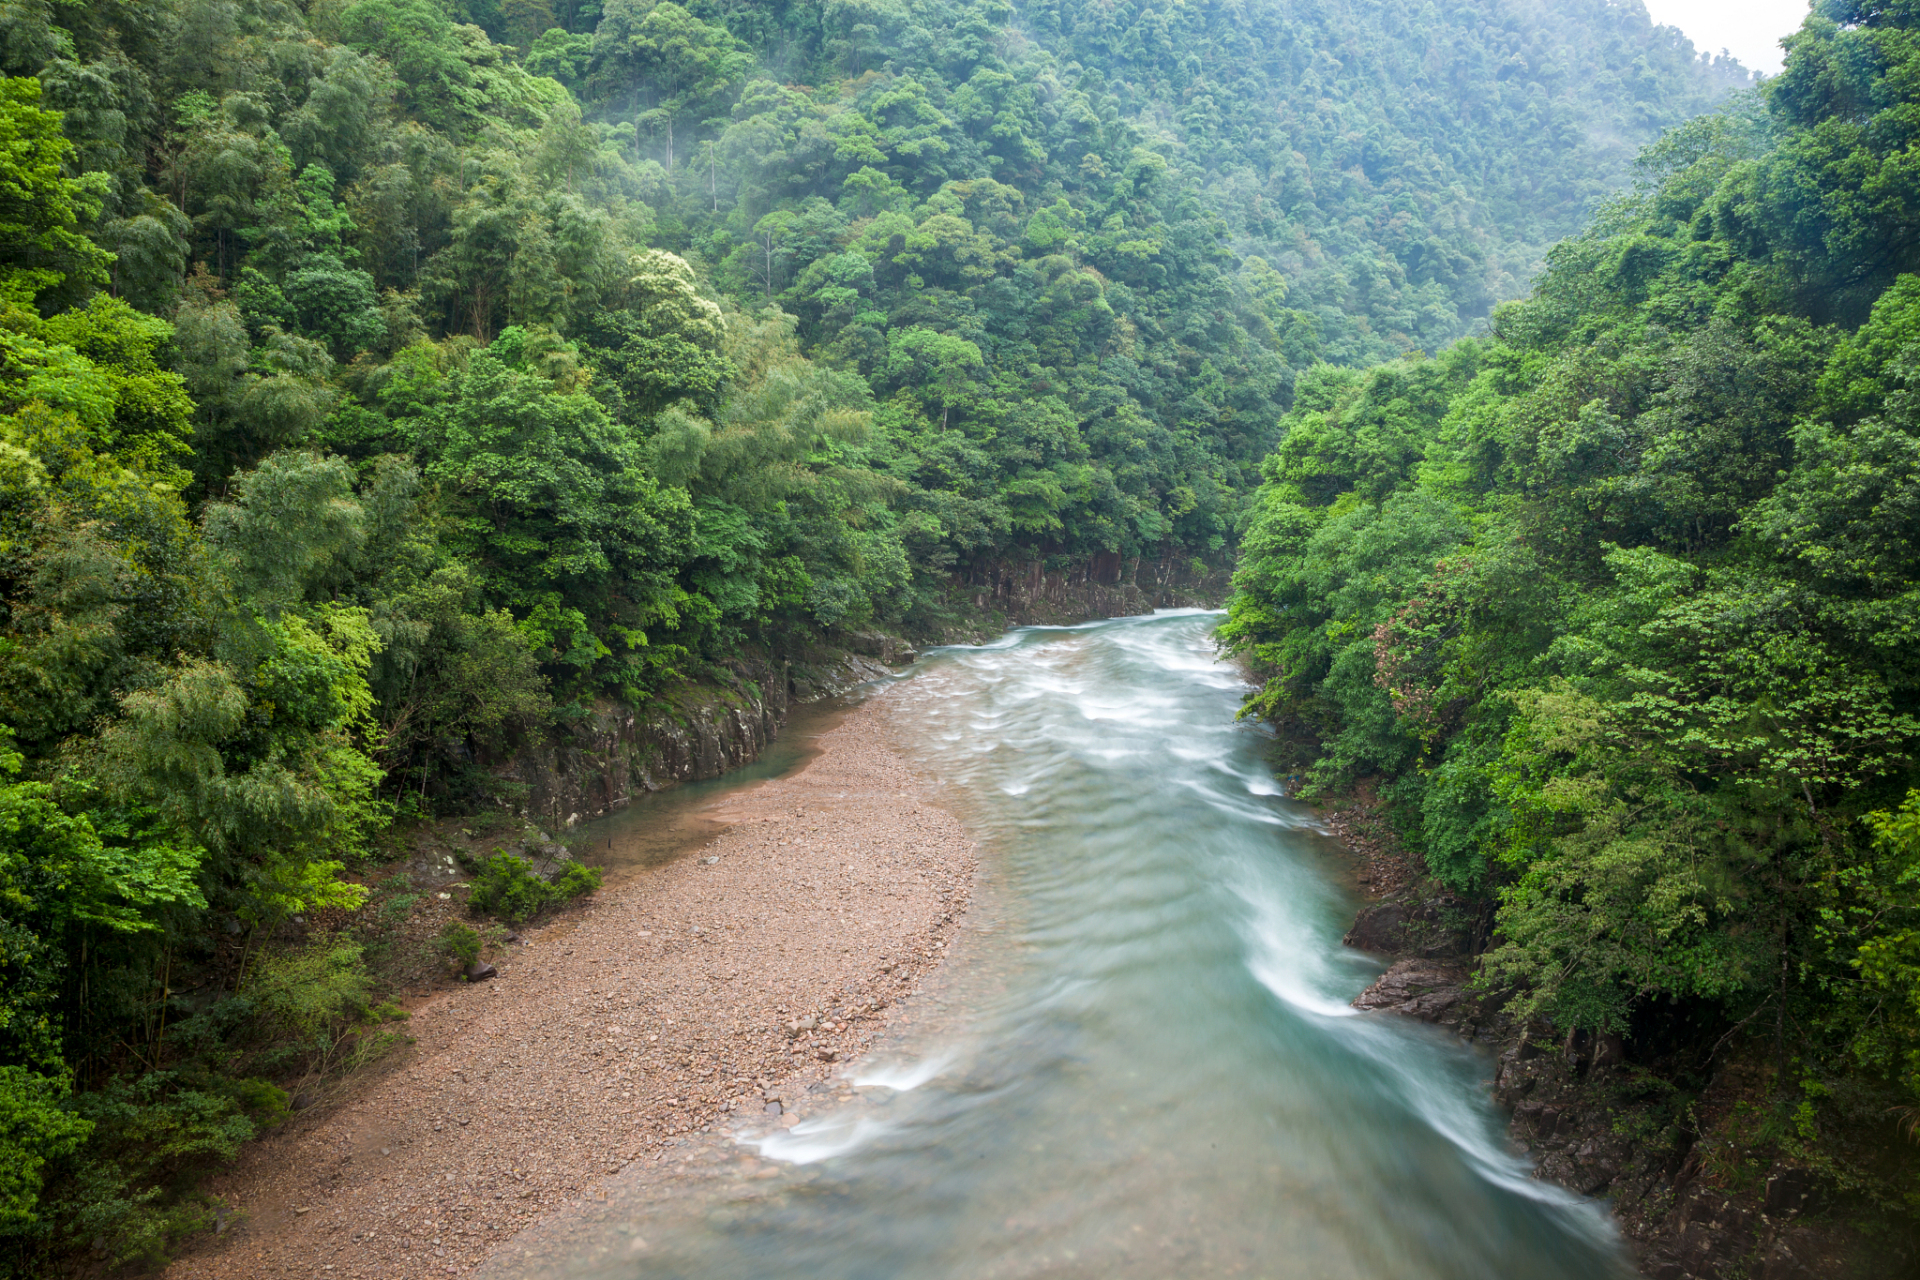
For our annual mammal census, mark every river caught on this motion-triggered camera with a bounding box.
[491,610,1632,1279]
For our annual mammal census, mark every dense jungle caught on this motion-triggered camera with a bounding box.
[6,0,1908,1272]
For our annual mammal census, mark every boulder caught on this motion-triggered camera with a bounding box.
[1351,959,1471,1021]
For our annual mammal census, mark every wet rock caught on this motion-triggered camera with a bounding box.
[465,961,498,982]
[1344,900,1416,953]
[1351,959,1470,1021]
[1343,888,1473,957]
[764,1101,782,1116]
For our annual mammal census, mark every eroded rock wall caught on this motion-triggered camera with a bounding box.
[952,551,1226,629]
[496,669,790,827]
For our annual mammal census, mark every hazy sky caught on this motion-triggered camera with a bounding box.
[1642,0,1811,74]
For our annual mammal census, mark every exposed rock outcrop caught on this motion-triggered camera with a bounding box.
[1351,958,1474,1023]
[1344,887,1476,958]
[948,551,1225,631]
[496,668,791,826]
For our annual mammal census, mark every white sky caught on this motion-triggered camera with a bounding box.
[1641,0,1812,74]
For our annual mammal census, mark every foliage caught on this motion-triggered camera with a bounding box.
[437,920,481,972]
[1224,0,1920,1214]
[466,851,600,924]
[0,1067,87,1248]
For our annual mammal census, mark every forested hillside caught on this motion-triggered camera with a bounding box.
[1226,0,1920,1236]
[0,0,1742,1270]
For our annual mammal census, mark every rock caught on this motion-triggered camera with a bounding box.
[1352,959,1470,1021]
[1344,900,1415,953]
[490,664,790,826]
[289,1091,316,1111]
[764,1101,782,1116]
[1591,1030,1627,1069]
[465,961,498,982]
[1342,889,1472,957]
[1765,1166,1816,1218]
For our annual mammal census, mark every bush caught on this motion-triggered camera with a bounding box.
[0,1068,90,1253]
[240,935,405,1081]
[437,921,481,974]
[47,1069,284,1270]
[466,853,601,924]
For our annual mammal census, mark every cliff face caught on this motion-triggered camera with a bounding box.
[494,669,791,828]
[949,552,1226,632]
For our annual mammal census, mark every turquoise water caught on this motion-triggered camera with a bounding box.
[495,611,1630,1280]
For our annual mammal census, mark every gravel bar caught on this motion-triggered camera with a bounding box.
[166,684,974,1280]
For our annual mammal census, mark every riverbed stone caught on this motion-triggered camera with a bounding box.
[1350,959,1470,1020]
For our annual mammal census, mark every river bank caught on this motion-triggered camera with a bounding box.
[163,684,975,1280]
[1327,790,1880,1280]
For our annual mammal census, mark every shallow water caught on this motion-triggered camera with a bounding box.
[499,611,1631,1280]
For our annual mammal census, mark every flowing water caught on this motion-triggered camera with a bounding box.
[495,610,1631,1280]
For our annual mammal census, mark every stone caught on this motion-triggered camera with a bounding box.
[1343,889,1473,957]
[465,961,498,982]
[1351,959,1470,1021]
[764,1101,782,1116]
[1765,1166,1815,1218]
[1591,1031,1627,1069]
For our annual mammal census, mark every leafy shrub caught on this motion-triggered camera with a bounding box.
[466,853,601,924]
[0,1068,90,1254]
[240,935,406,1081]
[549,860,602,902]
[437,921,481,973]
[47,1069,283,1270]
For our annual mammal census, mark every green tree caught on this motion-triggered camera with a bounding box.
[0,76,110,310]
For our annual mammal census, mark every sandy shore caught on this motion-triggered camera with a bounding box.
[167,684,973,1280]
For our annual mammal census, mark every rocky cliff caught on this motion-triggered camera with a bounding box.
[945,551,1226,633]
[493,668,792,827]
[490,550,1225,827]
